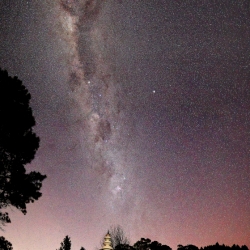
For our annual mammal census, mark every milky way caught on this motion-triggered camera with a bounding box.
[56,0,133,207]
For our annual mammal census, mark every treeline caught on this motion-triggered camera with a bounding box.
[200,243,249,250]
[57,234,249,250]
[115,238,249,250]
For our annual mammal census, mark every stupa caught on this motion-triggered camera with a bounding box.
[101,232,113,250]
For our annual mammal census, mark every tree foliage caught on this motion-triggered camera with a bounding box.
[0,68,46,225]
[133,238,171,250]
[116,244,135,250]
[177,243,249,250]
[201,243,249,250]
[0,236,13,250]
[178,245,199,250]
[134,238,151,250]
[58,236,71,250]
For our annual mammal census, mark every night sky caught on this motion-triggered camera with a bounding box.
[1,1,250,250]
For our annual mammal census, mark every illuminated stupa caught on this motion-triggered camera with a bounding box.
[101,232,113,250]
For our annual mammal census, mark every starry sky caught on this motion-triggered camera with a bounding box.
[0,1,250,250]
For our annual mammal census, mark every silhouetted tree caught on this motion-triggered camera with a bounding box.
[0,68,46,226]
[161,245,171,250]
[178,245,199,250]
[241,246,249,250]
[151,242,171,250]
[134,239,171,250]
[80,247,85,250]
[134,238,151,250]
[109,225,130,249]
[58,236,71,250]
[116,244,135,250]
[201,243,249,250]
[0,236,13,250]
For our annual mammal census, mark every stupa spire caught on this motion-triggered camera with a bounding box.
[101,232,113,250]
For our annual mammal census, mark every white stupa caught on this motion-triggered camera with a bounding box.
[101,232,113,250]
